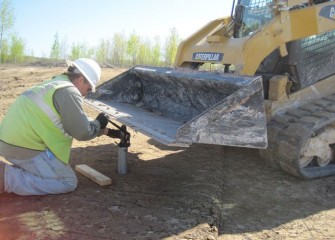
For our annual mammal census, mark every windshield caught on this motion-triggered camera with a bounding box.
[233,0,275,38]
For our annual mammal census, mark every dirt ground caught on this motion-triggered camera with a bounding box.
[0,65,335,240]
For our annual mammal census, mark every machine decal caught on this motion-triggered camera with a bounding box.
[192,52,223,62]
[319,5,335,21]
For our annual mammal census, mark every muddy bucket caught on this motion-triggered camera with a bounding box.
[85,66,267,149]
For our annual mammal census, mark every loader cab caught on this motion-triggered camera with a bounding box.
[233,0,275,38]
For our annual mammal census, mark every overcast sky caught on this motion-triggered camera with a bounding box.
[11,0,234,57]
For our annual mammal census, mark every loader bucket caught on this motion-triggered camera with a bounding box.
[85,66,267,149]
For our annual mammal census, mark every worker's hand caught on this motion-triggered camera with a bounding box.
[107,129,121,138]
[102,128,109,135]
[107,129,130,139]
[95,112,109,129]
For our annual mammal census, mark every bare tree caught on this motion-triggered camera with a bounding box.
[69,42,94,60]
[127,31,140,66]
[164,28,181,67]
[0,0,14,63]
[60,35,69,59]
[50,32,61,60]
[9,34,25,63]
[111,32,127,67]
[95,38,111,64]
[138,39,151,65]
[151,36,162,66]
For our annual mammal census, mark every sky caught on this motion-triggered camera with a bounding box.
[11,0,234,57]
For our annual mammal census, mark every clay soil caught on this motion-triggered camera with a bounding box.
[0,65,335,240]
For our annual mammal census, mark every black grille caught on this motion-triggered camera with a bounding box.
[288,30,335,90]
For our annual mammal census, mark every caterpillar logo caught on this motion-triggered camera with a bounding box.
[320,5,335,21]
[192,52,224,62]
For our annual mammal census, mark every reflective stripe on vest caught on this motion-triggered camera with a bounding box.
[22,81,72,138]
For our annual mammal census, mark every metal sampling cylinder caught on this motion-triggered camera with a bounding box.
[107,120,131,175]
[118,147,128,175]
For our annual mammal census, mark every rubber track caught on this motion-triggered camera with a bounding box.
[260,94,335,179]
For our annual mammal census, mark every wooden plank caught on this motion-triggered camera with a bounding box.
[75,164,112,186]
[0,156,13,165]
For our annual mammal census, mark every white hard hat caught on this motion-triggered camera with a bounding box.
[66,58,101,92]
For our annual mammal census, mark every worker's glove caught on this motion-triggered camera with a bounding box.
[107,129,130,140]
[107,129,121,138]
[95,113,109,129]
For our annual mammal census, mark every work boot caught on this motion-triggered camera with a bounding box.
[0,161,5,193]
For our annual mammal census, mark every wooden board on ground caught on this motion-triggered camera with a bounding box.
[0,156,13,165]
[75,164,112,186]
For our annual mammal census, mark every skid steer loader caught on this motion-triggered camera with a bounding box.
[85,0,335,179]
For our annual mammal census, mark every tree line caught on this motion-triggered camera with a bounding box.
[0,0,182,67]
[50,29,181,68]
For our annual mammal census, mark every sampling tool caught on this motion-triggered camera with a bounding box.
[108,119,130,175]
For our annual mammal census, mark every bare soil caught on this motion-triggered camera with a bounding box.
[0,65,335,240]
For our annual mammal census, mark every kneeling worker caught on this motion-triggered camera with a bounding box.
[0,58,122,195]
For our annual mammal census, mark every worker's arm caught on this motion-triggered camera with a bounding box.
[53,86,103,141]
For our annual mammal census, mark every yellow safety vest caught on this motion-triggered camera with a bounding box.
[0,75,75,164]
